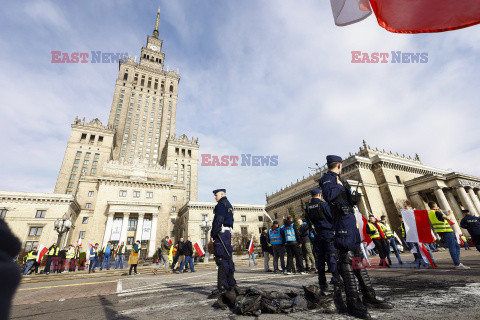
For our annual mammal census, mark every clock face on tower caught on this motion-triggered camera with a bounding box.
[150,45,159,51]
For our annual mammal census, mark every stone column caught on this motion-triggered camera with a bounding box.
[148,213,158,257]
[102,212,114,247]
[409,192,427,210]
[456,186,478,216]
[135,213,145,243]
[433,187,461,234]
[445,189,465,230]
[120,213,130,245]
[467,188,480,216]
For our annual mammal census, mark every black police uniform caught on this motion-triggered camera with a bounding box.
[320,156,393,319]
[305,194,338,290]
[460,213,480,252]
[211,193,236,294]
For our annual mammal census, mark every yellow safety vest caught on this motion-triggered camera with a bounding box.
[381,222,393,238]
[27,251,37,261]
[66,248,75,259]
[428,210,453,233]
[400,223,406,238]
[368,222,387,239]
[117,246,126,255]
[48,247,59,256]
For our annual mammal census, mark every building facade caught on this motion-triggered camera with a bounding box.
[174,201,266,248]
[266,141,480,237]
[0,11,200,257]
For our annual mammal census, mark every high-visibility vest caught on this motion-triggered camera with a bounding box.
[281,225,296,242]
[27,251,37,261]
[368,222,387,239]
[380,221,393,238]
[400,223,406,238]
[269,229,283,245]
[47,247,59,256]
[66,248,75,259]
[117,246,126,255]
[428,210,453,233]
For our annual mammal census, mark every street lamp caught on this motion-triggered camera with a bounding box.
[200,218,212,263]
[54,213,73,247]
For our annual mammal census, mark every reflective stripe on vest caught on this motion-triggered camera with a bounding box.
[401,223,406,238]
[66,249,75,259]
[269,229,283,245]
[48,247,58,256]
[381,222,393,238]
[118,246,126,254]
[428,210,453,233]
[282,225,296,242]
[27,251,37,261]
[368,222,380,239]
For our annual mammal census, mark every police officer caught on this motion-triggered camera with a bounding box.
[209,189,237,299]
[320,155,393,319]
[460,209,480,252]
[268,221,286,273]
[305,188,338,295]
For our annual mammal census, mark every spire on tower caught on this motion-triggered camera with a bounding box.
[153,8,160,38]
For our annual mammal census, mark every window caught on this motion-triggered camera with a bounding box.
[88,191,94,197]
[66,191,72,195]
[85,152,91,158]
[94,153,100,159]
[79,231,86,239]
[202,214,207,221]
[0,209,7,219]
[133,191,140,198]
[146,192,153,198]
[258,216,263,222]
[395,175,402,184]
[24,241,39,252]
[93,161,98,166]
[35,210,46,218]
[241,216,246,222]
[171,206,176,212]
[76,151,82,157]
[67,182,74,188]
[85,203,92,209]
[91,168,96,174]
[171,218,176,225]
[72,166,78,172]
[119,190,127,197]
[70,174,76,180]
[128,218,138,231]
[74,159,79,164]
[28,227,43,237]
[82,217,89,224]
[241,227,248,234]
[127,237,134,245]
[81,167,87,173]
[83,160,89,165]
[172,196,177,201]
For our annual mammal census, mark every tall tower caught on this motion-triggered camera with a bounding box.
[107,9,180,165]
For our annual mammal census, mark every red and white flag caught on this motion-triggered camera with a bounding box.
[401,209,435,244]
[331,0,480,33]
[167,238,173,245]
[193,239,205,257]
[355,210,374,249]
[36,245,48,263]
[76,238,82,247]
[263,210,273,222]
[86,242,94,259]
[418,243,436,268]
[248,234,254,255]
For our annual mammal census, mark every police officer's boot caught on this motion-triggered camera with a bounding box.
[355,267,394,309]
[339,255,371,319]
[332,281,347,314]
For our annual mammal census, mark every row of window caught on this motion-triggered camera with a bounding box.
[79,133,104,145]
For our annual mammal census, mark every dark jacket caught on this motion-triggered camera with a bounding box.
[183,241,193,257]
[260,232,271,253]
[158,239,172,256]
[460,214,480,237]
[298,222,310,243]
[58,249,67,259]
[177,241,185,255]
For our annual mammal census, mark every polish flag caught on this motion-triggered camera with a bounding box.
[167,238,173,245]
[193,239,205,257]
[393,232,402,246]
[76,238,82,247]
[36,245,48,263]
[248,234,254,255]
[330,0,480,33]
[418,243,436,268]
[355,210,374,249]
[86,242,94,260]
[401,209,435,244]
[263,210,273,222]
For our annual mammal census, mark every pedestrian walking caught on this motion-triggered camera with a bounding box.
[174,238,185,271]
[260,227,272,272]
[129,240,140,275]
[177,237,195,273]
[246,239,257,267]
[153,236,172,274]
[380,215,403,264]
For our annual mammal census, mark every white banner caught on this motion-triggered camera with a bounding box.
[141,219,152,241]
[110,218,122,241]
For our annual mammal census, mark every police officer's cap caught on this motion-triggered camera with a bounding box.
[310,188,321,196]
[212,188,226,195]
[326,155,342,164]
[462,209,470,214]
[272,220,279,225]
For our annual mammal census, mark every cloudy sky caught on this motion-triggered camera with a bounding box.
[0,0,479,204]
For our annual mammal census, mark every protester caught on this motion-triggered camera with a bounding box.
[268,221,286,274]
[44,243,59,275]
[177,237,195,273]
[280,215,305,275]
[366,215,390,267]
[23,247,38,275]
[65,245,75,272]
[246,239,257,267]
[297,218,316,272]
[380,215,403,265]
[115,242,126,269]
[174,238,185,271]
[154,236,172,274]
[129,240,140,275]
[100,241,112,270]
[260,227,272,272]
[58,247,67,273]
[428,201,468,269]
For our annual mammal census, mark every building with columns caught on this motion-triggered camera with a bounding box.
[266,141,480,237]
[0,10,200,258]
